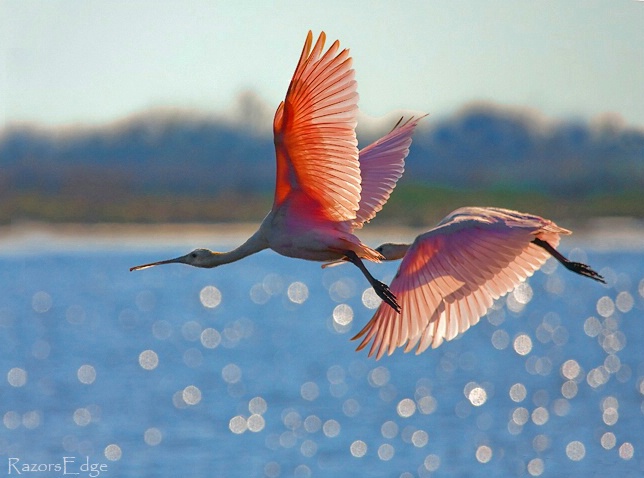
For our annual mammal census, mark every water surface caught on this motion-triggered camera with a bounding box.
[0,229,642,477]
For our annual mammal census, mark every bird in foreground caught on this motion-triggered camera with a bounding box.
[353,207,605,359]
[130,31,424,312]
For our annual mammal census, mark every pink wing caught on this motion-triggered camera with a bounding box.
[273,31,360,222]
[353,116,425,229]
[354,207,570,359]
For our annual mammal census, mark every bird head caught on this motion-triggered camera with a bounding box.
[130,248,217,271]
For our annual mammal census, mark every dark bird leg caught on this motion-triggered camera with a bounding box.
[532,238,605,284]
[344,251,401,313]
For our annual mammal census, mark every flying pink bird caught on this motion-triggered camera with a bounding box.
[354,207,605,359]
[131,31,423,312]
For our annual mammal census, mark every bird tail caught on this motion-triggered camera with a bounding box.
[534,220,571,248]
[357,243,385,263]
[331,238,384,264]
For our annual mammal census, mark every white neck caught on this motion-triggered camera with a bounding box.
[203,229,269,267]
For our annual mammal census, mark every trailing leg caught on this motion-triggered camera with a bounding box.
[532,238,605,283]
[344,251,401,313]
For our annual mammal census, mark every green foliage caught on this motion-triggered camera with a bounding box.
[2,184,640,225]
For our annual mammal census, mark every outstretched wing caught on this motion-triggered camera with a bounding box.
[273,31,360,222]
[353,116,425,229]
[354,207,569,359]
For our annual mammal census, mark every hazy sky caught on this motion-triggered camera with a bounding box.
[2,1,643,129]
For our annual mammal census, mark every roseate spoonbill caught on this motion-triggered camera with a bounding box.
[353,207,605,359]
[130,31,424,312]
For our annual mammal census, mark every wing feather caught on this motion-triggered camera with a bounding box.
[354,207,568,358]
[273,31,360,222]
[353,117,425,229]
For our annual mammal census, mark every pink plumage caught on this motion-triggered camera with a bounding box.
[354,207,604,359]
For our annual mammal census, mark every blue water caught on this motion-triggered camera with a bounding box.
[0,236,643,477]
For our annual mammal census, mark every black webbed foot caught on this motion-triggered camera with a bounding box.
[563,261,606,284]
[373,280,401,313]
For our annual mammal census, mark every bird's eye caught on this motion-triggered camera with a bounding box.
[191,253,197,258]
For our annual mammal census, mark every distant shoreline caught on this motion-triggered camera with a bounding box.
[1,218,642,253]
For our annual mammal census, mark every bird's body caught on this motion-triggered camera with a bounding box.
[354,207,605,359]
[259,194,377,263]
[131,31,423,312]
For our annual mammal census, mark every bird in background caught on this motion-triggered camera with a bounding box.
[131,31,424,312]
[353,207,605,359]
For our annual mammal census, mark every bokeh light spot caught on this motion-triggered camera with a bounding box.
[565,441,585,461]
[199,285,222,308]
[350,440,367,457]
[293,464,311,478]
[182,385,202,405]
[222,363,242,384]
[247,413,265,432]
[583,316,602,337]
[533,434,550,452]
[527,458,544,476]
[378,443,395,461]
[618,442,634,460]
[531,407,549,425]
[342,398,360,417]
[104,444,122,461]
[300,381,320,401]
[22,410,41,429]
[491,329,510,350]
[7,367,27,387]
[468,387,487,407]
[144,427,163,446]
[77,365,96,384]
[138,350,159,370]
[397,398,417,417]
[248,396,267,415]
[361,288,380,309]
[475,445,492,463]
[412,430,429,447]
[513,334,533,355]
[561,359,581,380]
[509,383,527,402]
[32,291,53,313]
[561,380,578,399]
[596,296,615,318]
[512,407,529,426]
[229,415,247,434]
[303,415,321,433]
[418,395,438,414]
[601,432,616,450]
[73,408,91,426]
[4,411,21,429]
[300,439,317,457]
[332,304,354,326]
[381,420,398,439]
[287,281,309,304]
[424,454,441,471]
[615,291,634,313]
[368,366,390,387]
[513,282,533,305]
[322,419,341,438]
